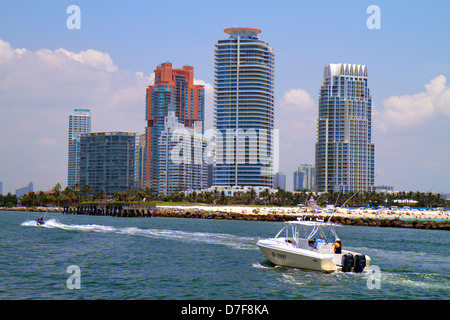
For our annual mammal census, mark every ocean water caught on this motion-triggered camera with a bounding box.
[0,211,448,300]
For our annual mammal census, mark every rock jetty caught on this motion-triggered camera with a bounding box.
[1,205,449,230]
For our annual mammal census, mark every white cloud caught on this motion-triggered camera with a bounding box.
[0,38,214,193]
[280,88,315,112]
[55,48,118,72]
[377,75,450,131]
[277,88,316,140]
[0,39,151,192]
[276,88,317,183]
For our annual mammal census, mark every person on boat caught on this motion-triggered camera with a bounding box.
[314,235,325,248]
[334,239,342,254]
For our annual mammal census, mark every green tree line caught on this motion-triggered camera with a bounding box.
[11,182,449,208]
[0,193,18,207]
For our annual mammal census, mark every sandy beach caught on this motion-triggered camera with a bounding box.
[158,204,450,220]
[2,204,449,221]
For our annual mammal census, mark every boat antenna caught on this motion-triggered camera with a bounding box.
[334,192,341,207]
[340,191,359,208]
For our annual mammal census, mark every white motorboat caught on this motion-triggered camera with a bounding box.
[257,218,371,273]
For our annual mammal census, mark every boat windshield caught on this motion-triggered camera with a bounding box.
[275,219,341,243]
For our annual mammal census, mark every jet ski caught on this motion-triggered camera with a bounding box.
[36,217,45,226]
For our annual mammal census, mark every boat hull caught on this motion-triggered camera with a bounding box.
[257,240,337,273]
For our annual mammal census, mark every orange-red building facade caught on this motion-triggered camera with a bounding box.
[145,62,205,190]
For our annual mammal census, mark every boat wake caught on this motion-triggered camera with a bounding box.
[21,219,258,250]
[118,226,258,250]
[252,261,278,270]
[379,271,450,291]
[22,219,116,232]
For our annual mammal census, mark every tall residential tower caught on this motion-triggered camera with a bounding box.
[145,63,205,191]
[214,27,275,188]
[78,131,136,196]
[68,108,91,189]
[315,63,375,193]
[294,163,315,191]
[158,105,208,195]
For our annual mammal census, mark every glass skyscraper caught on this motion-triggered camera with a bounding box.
[315,63,375,193]
[214,27,275,187]
[78,131,136,196]
[68,109,91,189]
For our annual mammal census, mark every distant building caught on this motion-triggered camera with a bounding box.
[190,185,277,197]
[68,109,91,189]
[16,181,33,198]
[207,164,214,188]
[135,133,147,189]
[375,185,394,193]
[78,131,136,197]
[273,172,286,190]
[315,63,374,193]
[294,164,315,191]
[158,107,208,195]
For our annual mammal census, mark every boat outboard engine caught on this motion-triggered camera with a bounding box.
[353,254,366,273]
[341,253,354,272]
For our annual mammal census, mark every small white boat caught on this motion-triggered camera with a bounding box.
[257,218,371,273]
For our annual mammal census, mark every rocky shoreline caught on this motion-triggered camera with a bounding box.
[152,207,450,230]
[1,205,449,230]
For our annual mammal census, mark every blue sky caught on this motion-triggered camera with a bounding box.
[0,0,449,194]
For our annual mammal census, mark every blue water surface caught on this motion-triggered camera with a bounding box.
[0,211,448,300]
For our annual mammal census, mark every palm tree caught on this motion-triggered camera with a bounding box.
[52,182,62,207]
[53,182,61,194]
[61,187,77,205]
[81,184,92,202]
[21,191,37,207]
[94,190,105,202]
[73,182,80,204]
[219,190,226,205]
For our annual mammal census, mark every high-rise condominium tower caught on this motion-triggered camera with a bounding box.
[145,62,205,191]
[214,27,275,187]
[135,133,146,190]
[293,163,316,191]
[158,105,207,195]
[68,108,91,189]
[315,63,375,193]
[78,131,136,196]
